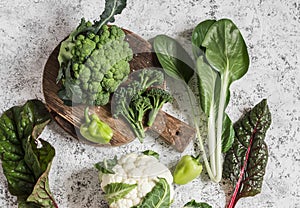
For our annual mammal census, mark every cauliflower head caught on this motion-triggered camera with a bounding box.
[100,153,174,208]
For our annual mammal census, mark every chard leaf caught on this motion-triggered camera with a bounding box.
[133,178,171,208]
[192,19,216,58]
[94,0,127,33]
[26,162,57,207]
[103,182,137,204]
[142,150,159,160]
[0,100,57,207]
[95,156,118,174]
[184,199,212,208]
[223,99,271,208]
[153,35,194,83]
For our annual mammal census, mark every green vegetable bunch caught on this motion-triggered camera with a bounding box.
[57,0,133,106]
[112,69,172,142]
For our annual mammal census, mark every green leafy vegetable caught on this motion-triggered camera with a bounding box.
[132,178,171,208]
[223,99,271,208]
[0,100,57,207]
[142,150,160,159]
[153,18,249,183]
[103,182,137,204]
[80,107,113,144]
[95,155,118,174]
[184,199,212,208]
[153,34,194,83]
[112,69,164,142]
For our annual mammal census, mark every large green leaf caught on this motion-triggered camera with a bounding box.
[192,19,216,58]
[223,99,271,207]
[103,182,137,204]
[153,35,194,83]
[133,178,171,208]
[201,19,249,85]
[0,100,57,207]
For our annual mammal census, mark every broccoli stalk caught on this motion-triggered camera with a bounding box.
[146,88,173,127]
[113,82,146,142]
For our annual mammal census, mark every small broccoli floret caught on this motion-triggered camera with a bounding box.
[94,91,110,106]
[145,88,173,126]
[132,69,164,92]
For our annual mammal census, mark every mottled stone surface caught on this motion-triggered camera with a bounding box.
[0,0,299,207]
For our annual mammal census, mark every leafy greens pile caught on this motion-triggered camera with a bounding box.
[0,100,57,207]
[154,19,272,207]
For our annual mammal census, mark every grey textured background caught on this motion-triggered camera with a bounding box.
[0,0,299,207]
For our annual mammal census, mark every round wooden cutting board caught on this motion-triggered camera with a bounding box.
[42,28,195,152]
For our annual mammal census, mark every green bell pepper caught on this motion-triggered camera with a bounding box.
[173,155,203,185]
[80,107,113,144]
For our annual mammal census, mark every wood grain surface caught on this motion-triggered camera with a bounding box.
[42,28,195,152]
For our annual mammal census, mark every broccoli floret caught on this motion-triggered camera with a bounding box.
[133,69,164,92]
[94,91,110,106]
[112,69,165,142]
[145,88,173,126]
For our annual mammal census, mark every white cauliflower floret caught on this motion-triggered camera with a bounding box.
[100,153,174,208]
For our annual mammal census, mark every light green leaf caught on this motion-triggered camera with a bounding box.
[95,155,118,174]
[192,19,216,58]
[133,178,171,208]
[202,19,249,84]
[104,182,137,204]
[153,35,194,83]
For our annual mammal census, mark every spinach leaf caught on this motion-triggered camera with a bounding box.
[184,199,212,208]
[103,182,137,204]
[0,100,57,207]
[153,35,194,83]
[223,99,271,208]
[133,178,171,208]
[95,156,118,174]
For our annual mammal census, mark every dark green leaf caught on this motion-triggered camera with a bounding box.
[94,0,127,33]
[142,150,159,160]
[95,156,118,174]
[133,178,171,208]
[223,99,271,207]
[0,100,57,207]
[192,19,216,58]
[184,199,212,208]
[104,182,137,204]
[153,34,194,83]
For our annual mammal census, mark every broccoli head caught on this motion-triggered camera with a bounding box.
[57,21,133,106]
[145,88,173,126]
